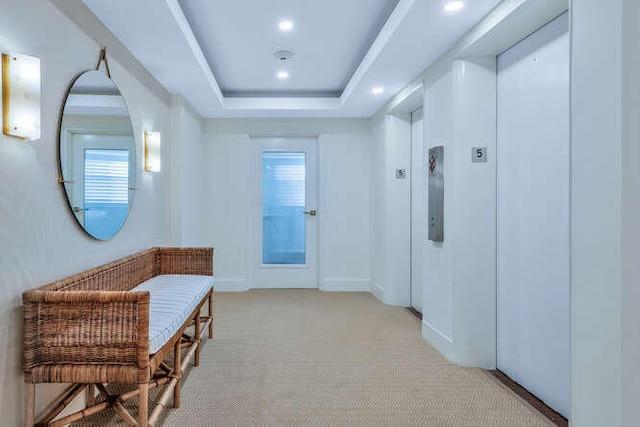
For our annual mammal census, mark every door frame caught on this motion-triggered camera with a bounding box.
[410,106,425,313]
[250,136,319,289]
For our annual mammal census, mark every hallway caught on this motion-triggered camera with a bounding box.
[101,290,558,426]
[173,291,552,426]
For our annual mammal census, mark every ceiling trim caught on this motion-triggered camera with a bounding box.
[166,0,224,104]
[339,0,415,106]
[377,0,568,120]
[79,0,509,118]
[50,0,172,107]
[165,0,412,111]
[224,97,341,110]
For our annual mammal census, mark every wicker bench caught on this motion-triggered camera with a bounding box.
[22,247,214,427]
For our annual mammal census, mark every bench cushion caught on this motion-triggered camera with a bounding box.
[131,274,214,354]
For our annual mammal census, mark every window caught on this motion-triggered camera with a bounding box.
[83,149,130,240]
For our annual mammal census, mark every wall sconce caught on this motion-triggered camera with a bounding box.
[2,53,41,140]
[144,131,161,172]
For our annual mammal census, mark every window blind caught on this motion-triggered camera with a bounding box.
[84,149,129,205]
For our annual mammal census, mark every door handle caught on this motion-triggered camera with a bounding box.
[303,210,317,216]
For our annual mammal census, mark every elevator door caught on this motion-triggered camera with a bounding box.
[496,12,570,418]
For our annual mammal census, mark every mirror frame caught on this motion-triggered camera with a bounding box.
[57,69,137,240]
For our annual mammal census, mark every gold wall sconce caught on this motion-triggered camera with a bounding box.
[2,53,41,140]
[144,131,161,172]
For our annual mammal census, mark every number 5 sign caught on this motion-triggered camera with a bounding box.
[471,147,487,163]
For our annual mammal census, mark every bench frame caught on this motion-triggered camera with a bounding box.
[22,247,214,427]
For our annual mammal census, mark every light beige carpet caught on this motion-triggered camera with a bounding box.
[75,290,553,426]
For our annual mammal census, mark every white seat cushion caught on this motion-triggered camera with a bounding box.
[131,275,214,354]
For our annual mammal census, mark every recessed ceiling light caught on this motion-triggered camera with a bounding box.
[277,70,289,80]
[444,1,464,12]
[372,86,384,95]
[278,20,294,32]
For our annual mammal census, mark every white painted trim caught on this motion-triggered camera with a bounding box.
[171,94,203,126]
[340,0,416,105]
[251,283,317,289]
[422,319,457,362]
[249,133,320,139]
[213,279,250,292]
[375,0,569,121]
[224,97,341,111]
[165,0,224,104]
[50,0,172,106]
[387,82,424,115]
[320,280,371,292]
[370,281,384,303]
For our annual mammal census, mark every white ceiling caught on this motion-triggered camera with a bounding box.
[180,0,400,97]
[82,0,503,118]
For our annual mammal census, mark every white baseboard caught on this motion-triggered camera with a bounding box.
[215,279,371,292]
[213,279,251,292]
[320,280,371,292]
[422,318,457,362]
[251,283,316,289]
[370,281,384,302]
[421,319,496,369]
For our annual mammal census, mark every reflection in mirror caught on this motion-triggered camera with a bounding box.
[59,70,136,240]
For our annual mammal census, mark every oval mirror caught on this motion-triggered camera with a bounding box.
[59,70,136,240]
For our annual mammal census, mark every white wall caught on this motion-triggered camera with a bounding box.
[417,58,497,369]
[384,115,411,306]
[369,114,411,306]
[422,64,454,343]
[410,107,424,312]
[376,0,568,370]
[202,119,370,291]
[376,0,640,422]
[170,96,205,246]
[380,57,498,369]
[369,116,386,300]
[571,0,640,425]
[449,58,497,369]
[0,0,203,424]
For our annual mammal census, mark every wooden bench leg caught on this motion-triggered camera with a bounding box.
[194,310,201,367]
[139,382,148,427]
[208,292,214,339]
[173,339,182,408]
[25,383,35,427]
[86,384,95,407]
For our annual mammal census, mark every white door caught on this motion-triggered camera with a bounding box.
[497,12,570,418]
[410,107,424,313]
[65,132,135,237]
[252,137,318,288]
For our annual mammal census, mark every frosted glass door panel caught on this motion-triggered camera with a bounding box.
[253,137,318,289]
[262,152,306,265]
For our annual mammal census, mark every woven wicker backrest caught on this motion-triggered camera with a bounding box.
[157,247,214,276]
[38,248,159,292]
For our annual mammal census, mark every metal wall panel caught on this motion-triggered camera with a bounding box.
[428,146,444,242]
